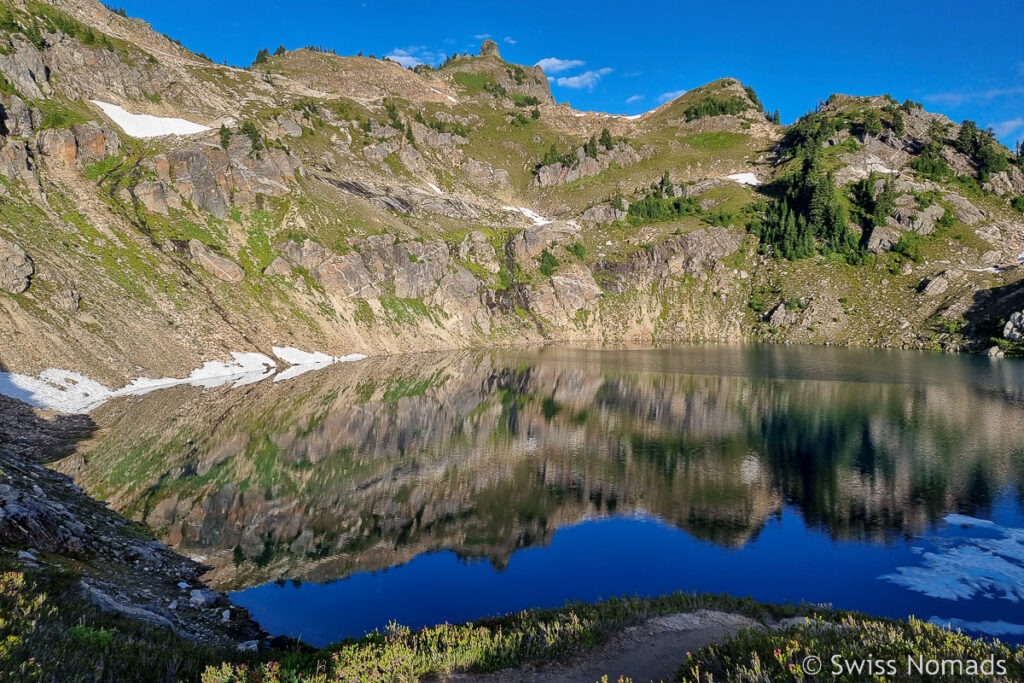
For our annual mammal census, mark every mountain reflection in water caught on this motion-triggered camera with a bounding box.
[58,345,1024,644]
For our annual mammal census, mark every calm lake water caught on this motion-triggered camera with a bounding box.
[66,345,1024,647]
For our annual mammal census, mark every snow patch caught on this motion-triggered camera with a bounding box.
[944,514,998,528]
[272,346,335,366]
[427,182,443,195]
[503,205,551,226]
[928,617,1024,636]
[270,347,366,383]
[90,100,211,138]
[430,88,458,104]
[726,172,760,186]
[0,349,368,413]
[119,353,276,394]
[879,517,1024,603]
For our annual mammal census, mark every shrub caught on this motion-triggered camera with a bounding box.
[678,616,1024,682]
[219,124,231,150]
[894,231,925,263]
[567,242,586,260]
[538,249,559,277]
[240,121,263,151]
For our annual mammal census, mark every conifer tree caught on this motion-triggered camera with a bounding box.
[600,128,614,150]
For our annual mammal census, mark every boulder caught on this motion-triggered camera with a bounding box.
[580,204,627,224]
[51,285,80,313]
[188,239,245,282]
[942,193,985,225]
[0,237,33,293]
[461,157,509,186]
[865,224,901,254]
[1005,311,1024,342]
[512,221,580,261]
[919,274,949,297]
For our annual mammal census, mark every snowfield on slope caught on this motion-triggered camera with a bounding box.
[726,172,761,186]
[90,100,211,138]
[0,348,366,413]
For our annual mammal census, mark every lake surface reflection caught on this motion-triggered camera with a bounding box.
[62,345,1024,647]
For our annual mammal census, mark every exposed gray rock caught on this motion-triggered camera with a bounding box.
[188,239,245,282]
[0,94,38,137]
[1005,311,1024,342]
[0,37,50,99]
[133,180,181,216]
[189,588,222,608]
[0,139,41,194]
[580,204,627,224]
[551,269,602,316]
[0,237,33,293]
[919,274,949,297]
[461,157,509,186]
[942,193,985,225]
[455,231,500,273]
[168,138,301,219]
[51,285,80,313]
[532,144,640,188]
[512,221,580,261]
[865,224,901,254]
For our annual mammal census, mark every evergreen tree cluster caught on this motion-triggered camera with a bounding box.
[253,48,270,65]
[683,96,751,122]
[749,153,858,260]
[955,121,1008,180]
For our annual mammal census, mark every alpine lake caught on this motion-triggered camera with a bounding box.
[58,345,1024,647]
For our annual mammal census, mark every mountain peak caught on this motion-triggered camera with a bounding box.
[479,39,500,59]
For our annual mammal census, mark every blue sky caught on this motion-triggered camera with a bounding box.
[117,0,1024,146]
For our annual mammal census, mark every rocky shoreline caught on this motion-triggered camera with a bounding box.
[0,394,264,650]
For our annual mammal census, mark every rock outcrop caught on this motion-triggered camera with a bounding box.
[1005,311,1024,342]
[0,237,33,294]
[189,239,245,282]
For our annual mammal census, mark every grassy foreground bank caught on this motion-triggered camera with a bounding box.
[3,560,1022,682]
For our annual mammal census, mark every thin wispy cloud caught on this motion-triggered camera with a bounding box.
[535,57,585,74]
[923,85,1024,106]
[555,68,612,91]
[992,117,1024,138]
[625,94,644,104]
[658,89,687,103]
[502,36,517,45]
[385,46,445,68]
[473,33,491,40]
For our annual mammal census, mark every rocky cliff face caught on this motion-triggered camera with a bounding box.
[0,0,1020,387]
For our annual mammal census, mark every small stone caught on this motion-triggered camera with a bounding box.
[221,609,231,622]
[169,600,178,609]
[177,582,190,589]
[17,550,37,562]
[238,640,259,652]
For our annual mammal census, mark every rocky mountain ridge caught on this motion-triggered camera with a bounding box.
[0,0,1020,391]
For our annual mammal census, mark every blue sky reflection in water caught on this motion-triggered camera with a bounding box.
[235,502,1024,648]
[71,345,1024,648]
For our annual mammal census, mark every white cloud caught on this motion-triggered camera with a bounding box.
[625,94,644,104]
[923,85,1024,106]
[503,36,517,45]
[992,117,1024,138]
[658,89,687,103]
[535,57,585,74]
[473,33,491,40]
[384,46,445,68]
[555,67,612,91]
